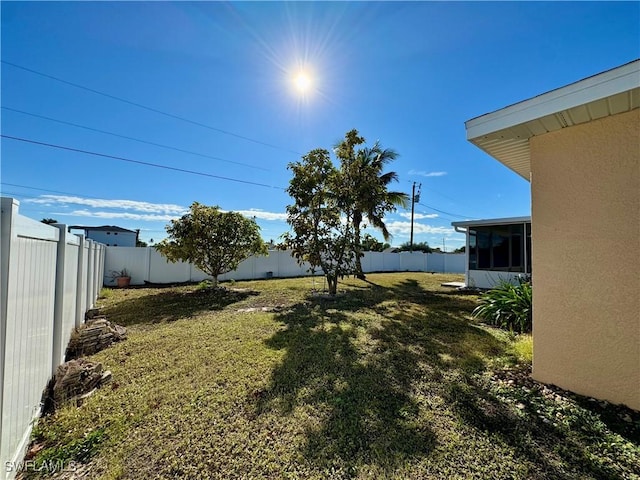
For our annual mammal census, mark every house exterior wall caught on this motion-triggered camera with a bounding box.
[530,108,639,410]
[86,230,136,247]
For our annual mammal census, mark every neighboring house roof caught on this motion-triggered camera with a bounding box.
[69,225,137,234]
[452,216,531,229]
[465,59,640,179]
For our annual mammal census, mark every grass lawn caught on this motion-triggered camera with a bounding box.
[26,273,639,479]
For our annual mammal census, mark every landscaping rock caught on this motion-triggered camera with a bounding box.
[50,359,112,409]
[66,318,127,360]
[84,308,102,320]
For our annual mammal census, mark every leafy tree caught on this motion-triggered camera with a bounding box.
[397,241,432,253]
[282,149,356,295]
[156,202,267,287]
[136,238,148,247]
[335,130,408,279]
[41,218,58,224]
[453,245,466,254]
[361,234,387,252]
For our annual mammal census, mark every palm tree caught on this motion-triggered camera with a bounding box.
[350,142,409,279]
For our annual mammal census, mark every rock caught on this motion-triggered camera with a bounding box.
[66,318,127,360]
[85,308,101,320]
[48,360,115,411]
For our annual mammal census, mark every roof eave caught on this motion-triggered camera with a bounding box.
[465,60,640,180]
[452,216,531,228]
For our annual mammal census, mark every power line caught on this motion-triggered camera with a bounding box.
[1,134,286,191]
[2,60,302,156]
[2,106,270,172]
[417,202,469,219]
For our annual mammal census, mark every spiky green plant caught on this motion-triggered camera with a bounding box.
[472,279,532,333]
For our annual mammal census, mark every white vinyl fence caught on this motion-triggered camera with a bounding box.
[0,198,105,480]
[105,247,465,286]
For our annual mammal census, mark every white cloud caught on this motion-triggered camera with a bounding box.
[234,209,288,221]
[67,209,181,222]
[29,194,288,223]
[408,170,447,178]
[386,221,456,236]
[26,195,187,214]
[398,212,438,220]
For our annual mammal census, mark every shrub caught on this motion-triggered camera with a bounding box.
[472,279,532,333]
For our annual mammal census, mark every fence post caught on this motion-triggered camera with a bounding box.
[85,239,93,310]
[92,242,99,305]
[51,224,68,373]
[97,245,104,291]
[101,245,106,288]
[0,198,18,463]
[146,246,152,283]
[75,235,85,328]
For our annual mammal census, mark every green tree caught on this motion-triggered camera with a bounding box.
[397,241,432,253]
[282,149,356,295]
[335,130,408,279]
[41,218,58,225]
[156,202,267,287]
[361,234,386,252]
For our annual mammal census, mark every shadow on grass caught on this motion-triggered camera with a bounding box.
[254,278,638,478]
[252,278,506,474]
[103,287,259,326]
[444,373,638,480]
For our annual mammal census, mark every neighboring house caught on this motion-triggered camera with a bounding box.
[69,225,138,247]
[464,60,639,410]
[452,216,530,289]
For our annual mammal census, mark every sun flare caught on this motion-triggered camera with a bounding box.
[293,71,312,94]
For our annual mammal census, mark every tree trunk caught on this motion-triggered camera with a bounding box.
[326,274,338,295]
[353,214,366,280]
[211,276,219,287]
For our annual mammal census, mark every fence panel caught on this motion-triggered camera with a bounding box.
[104,246,149,286]
[0,198,105,480]
[253,253,281,279]
[52,228,80,369]
[427,253,445,273]
[399,252,427,271]
[1,200,57,478]
[443,254,465,274]
[150,250,190,284]
[104,247,465,285]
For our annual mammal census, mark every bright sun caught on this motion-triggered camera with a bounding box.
[294,72,312,94]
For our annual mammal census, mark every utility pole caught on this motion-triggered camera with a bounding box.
[410,182,421,251]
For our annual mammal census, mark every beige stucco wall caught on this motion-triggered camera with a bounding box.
[530,108,640,410]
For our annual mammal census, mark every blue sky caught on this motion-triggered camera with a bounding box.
[2,2,638,248]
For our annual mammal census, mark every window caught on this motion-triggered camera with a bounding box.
[476,228,491,269]
[511,224,523,270]
[469,230,477,270]
[491,225,510,269]
[468,222,529,272]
